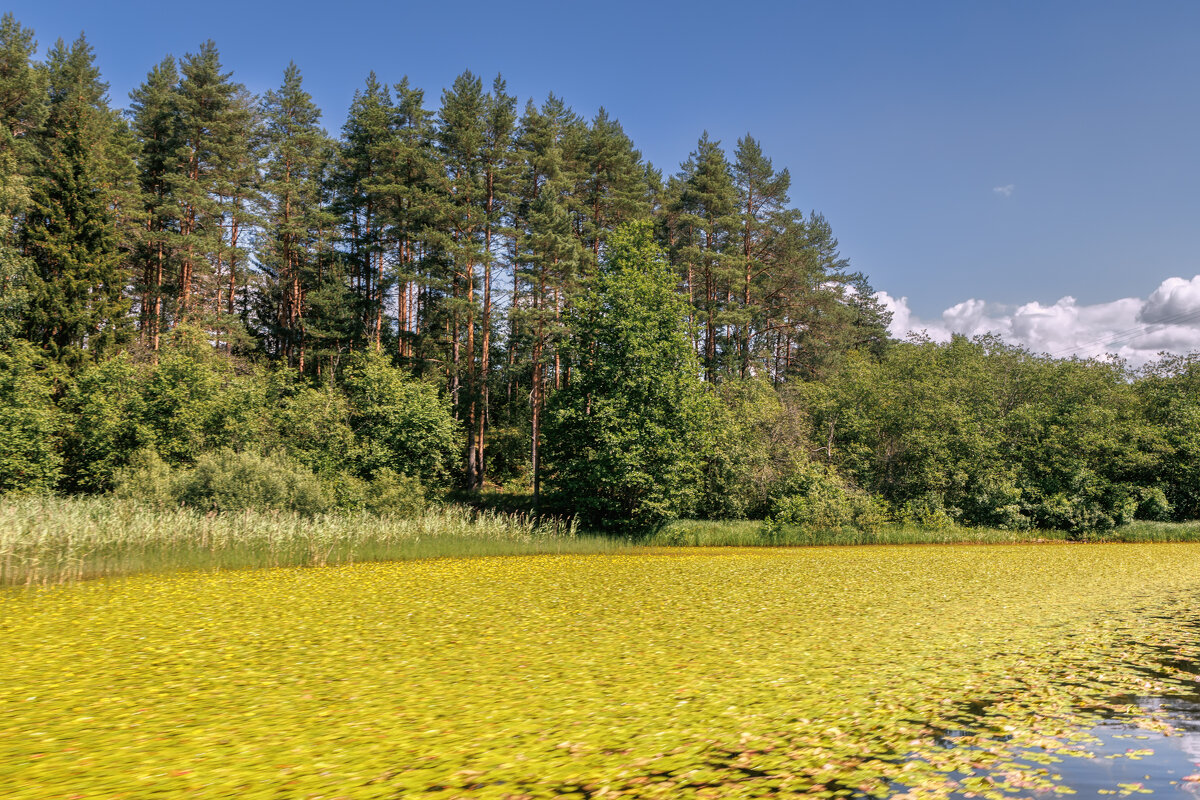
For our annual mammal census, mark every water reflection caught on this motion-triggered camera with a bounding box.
[1041,698,1200,798]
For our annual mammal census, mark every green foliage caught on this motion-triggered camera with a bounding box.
[812,335,1167,533]
[115,448,327,515]
[60,352,151,492]
[695,378,811,519]
[342,350,459,486]
[1137,353,1200,520]
[269,378,360,478]
[545,221,706,531]
[140,328,269,465]
[764,461,888,535]
[0,340,60,492]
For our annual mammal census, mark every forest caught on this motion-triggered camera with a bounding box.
[2,14,1198,537]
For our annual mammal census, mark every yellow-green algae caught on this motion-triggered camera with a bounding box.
[2,544,1200,798]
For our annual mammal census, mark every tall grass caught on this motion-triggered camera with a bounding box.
[0,496,619,586]
[8,498,1200,587]
[646,519,1200,547]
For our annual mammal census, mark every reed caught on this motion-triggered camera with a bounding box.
[0,495,618,586]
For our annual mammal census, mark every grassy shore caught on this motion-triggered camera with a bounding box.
[0,496,619,587]
[651,518,1200,546]
[6,496,1200,586]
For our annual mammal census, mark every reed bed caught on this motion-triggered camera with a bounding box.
[0,495,617,586]
[649,518,1200,547]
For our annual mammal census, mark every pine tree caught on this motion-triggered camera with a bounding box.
[731,134,793,378]
[260,62,333,372]
[511,95,585,507]
[576,108,651,261]
[388,77,438,364]
[473,75,517,488]
[172,41,253,326]
[129,56,181,349]
[436,70,488,484]
[335,73,394,350]
[23,35,132,363]
[669,133,738,382]
[212,85,260,346]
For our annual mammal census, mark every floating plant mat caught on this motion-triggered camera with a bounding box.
[3,545,1200,798]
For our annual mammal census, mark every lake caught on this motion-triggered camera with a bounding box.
[2,544,1199,797]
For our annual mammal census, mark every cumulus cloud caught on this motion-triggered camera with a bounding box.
[876,275,1200,366]
[992,184,1014,198]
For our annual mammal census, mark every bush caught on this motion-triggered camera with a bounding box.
[764,462,887,534]
[141,329,270,466]
[116,449,328,516]
[61,353,152,492]
[0,341,61,493]
[324,468,426,517]
[342,351,459,488]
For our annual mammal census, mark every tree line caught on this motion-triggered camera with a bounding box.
[0,18,889,501]
[2,15,1196,534]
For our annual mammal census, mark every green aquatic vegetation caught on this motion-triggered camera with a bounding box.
[2,545,1200,798]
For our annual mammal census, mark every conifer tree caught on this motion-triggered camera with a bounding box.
[260,62,333,372]
[129,56,181,349]
[335,73,394,349]
[731,133,793,378]
[669,133,738,381]
[23,35,132,363]
[172,41,253,325]
[0,15,44,344]
[473,75,517,487]
[0,14,43,219]
[436,70,488,484]
[576,108,651,260]
[512,95,585,507]
[388,77,437,364]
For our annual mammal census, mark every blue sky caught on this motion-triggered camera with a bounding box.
[11,0,1200,358]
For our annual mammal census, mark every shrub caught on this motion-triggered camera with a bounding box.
[342,351,459,488]
[765,462,886,534]
[0,341,61,494]
[116,449,328,516]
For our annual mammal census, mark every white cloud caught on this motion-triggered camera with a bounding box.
[993,184,1014,198]
[876,275,1200,366]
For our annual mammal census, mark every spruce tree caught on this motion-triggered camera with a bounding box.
[0,15,44,345]
[23,35,131,363]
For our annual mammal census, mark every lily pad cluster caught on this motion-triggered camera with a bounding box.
[2,544,1200,798]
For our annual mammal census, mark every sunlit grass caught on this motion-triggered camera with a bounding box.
[3,545,1200,797]
[0,495,620,586]
[651,518,1200,546]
